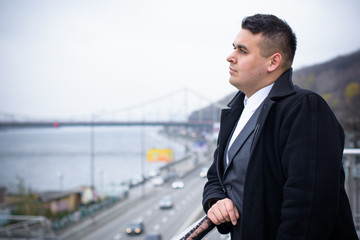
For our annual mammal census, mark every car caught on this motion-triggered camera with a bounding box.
[129,175,144,187]
[158,196,173,209]
[125,220,144,235]
[163,171,178,183]
[147,169,160,178]
[200,167,208,178]
[152,176,165,187]
[145,233,162,240]
[171,179,184,189]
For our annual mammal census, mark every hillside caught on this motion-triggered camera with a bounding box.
[293,49,360,112]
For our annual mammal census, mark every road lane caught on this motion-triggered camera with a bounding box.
[78,166,208,240]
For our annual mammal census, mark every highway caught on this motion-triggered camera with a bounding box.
[82,170,204,240]
[57,155,229,240]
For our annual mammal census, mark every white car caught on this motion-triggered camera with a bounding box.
[158,196,173,209]
[152,176,164,187]
[171,179,184,189]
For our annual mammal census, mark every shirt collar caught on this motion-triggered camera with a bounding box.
[244,83,274,112]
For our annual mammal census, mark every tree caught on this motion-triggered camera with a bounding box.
[342,82,360,148]
[12,177,43,216]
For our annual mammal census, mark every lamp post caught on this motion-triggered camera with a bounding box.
[98,169,104,199]
[57,171,64,190]
[90,110,106,202]
[90,114,95,201]
[141,117,145,198]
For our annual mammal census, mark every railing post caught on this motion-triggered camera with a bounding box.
[344,148,360,230]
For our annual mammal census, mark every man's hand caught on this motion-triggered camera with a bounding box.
[207,198,239,226]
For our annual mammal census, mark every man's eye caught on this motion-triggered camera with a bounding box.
[239,49,247,54]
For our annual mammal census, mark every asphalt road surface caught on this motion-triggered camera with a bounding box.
[82,172,204,240]
[59,164,230,240]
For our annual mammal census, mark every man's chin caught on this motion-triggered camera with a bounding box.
[229,78,236,87]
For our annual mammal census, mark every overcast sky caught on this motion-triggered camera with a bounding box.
[1,0,360,120]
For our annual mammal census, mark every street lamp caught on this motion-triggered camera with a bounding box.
[57,171,64,190]
[98,169,104,199]
[140,111,146,198]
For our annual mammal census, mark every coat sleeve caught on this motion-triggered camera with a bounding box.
[276,93,347,239]
[202,146,227,211]
[202,145,232,234]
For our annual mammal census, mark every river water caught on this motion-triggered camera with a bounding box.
[0,126,187,192]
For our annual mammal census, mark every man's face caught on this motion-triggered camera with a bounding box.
[227,29,269,97]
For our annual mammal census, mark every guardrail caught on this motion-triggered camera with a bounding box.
[175,148,360,239]
[344,148,360,231]
[0,215,56,240]
[51,197,121,231]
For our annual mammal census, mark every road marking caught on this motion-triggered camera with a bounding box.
[153,224,160,231]
[162,216,168,223]
[169,210,175,216]
[175,205,181,210]
[113,233,122,239]
[146,210,153,216]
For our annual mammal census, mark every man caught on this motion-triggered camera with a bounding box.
[202,14,358,239]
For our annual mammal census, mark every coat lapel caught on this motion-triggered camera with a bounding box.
[225,104,262,172]
[218,92,244,152]
[249,69,297,157]
[227,125,255,166]
[216,92,244,178]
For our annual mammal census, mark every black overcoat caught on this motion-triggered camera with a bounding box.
[202,69,358,239]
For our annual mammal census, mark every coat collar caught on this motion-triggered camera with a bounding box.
[268,68,296,100]
[226,68,296,108]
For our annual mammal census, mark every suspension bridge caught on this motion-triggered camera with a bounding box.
[0,88,230,128]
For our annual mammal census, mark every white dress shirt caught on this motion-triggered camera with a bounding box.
[226,83,274,164]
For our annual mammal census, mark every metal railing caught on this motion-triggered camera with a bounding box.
[172,215,215,240]
[344,148,360,230]
[0,215,56,240]
[175,148,360,240]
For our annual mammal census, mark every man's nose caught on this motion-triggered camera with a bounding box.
[226,52,236,63]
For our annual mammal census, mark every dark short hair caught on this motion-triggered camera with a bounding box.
[242,14,297,69]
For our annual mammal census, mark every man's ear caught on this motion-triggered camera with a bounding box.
[267,53,282,72]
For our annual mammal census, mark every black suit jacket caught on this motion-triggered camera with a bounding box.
[202,69,358,239]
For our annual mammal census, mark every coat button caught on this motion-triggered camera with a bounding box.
[226,184,232,190]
